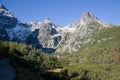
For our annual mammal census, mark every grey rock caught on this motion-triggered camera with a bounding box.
[0,4,8,11]
[0,4,17,28]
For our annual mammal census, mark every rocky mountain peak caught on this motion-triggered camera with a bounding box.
[66,12,99,28]
[0,4,14,17]
[0,4,17,28]
[80,12,98,26]
[82,12,97,20]
[44,18,52,23]
[0,4,8,10]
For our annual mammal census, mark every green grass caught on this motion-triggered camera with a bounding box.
[62,64,120,80]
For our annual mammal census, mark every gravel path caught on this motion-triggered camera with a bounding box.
[0,58,16,80]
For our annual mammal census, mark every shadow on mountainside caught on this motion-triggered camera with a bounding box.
[25,29,56,53]
[42,48,56,53]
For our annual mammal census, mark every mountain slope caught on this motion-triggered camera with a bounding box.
[56,12,112,53]
[0,4,17,40]
[66,26,120,64]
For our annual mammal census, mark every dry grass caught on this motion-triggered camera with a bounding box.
[48,68,62,73]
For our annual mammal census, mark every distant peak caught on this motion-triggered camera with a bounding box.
[83,12,92,17]
[44,18,52,23]
[79,12,98,25]
[0,3,14,17]
[0,4,8,10]
[82,12,98,20]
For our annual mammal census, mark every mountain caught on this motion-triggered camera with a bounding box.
[0,4,116,54]
[6,19,61,53]
[56,12,112,53]
[0,4,61,53]
[0,4,17,40]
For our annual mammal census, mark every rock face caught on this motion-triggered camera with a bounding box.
[5,19,61,53]
[0,4,113,53]
[0,4,17,41]
[0,58,16,80]
[67,12,97,28]
[0,4,17,28]
[26,18,61,48]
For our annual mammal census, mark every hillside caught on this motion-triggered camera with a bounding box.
[66,26,120,64]
[0,41,67,80]
[56,26,120,80]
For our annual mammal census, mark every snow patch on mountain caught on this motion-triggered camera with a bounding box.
[0,4,14,17]
[56,26,76,33]
[6,24,31,41]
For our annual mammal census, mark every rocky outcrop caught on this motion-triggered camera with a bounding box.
[0,4,17,28]
[27,18,61,48]
[0,4,17,41]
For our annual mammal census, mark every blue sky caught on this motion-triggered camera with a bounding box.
[0,0,120,26]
